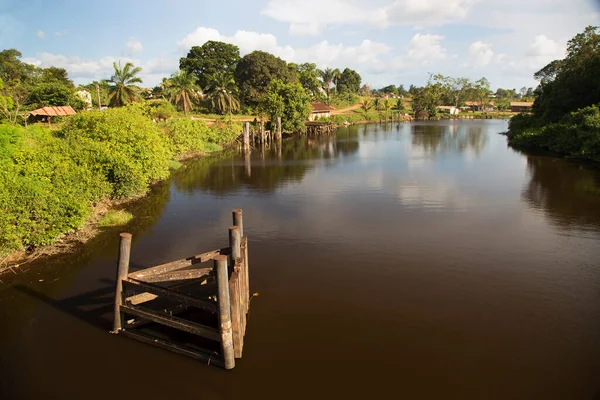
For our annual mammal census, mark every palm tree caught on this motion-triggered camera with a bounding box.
[373,97,382,111]
[320,68,335,103]
[361,99,373,113]
[332,68,341,95]
[166,70,201,115]
[383,99,392,120]
[204,72,240,115]
[108,61,143,107]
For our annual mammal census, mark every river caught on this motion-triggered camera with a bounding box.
[1,120,600,399]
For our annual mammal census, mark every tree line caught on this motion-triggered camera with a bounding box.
[507,25,600,163]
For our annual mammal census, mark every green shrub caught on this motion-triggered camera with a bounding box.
[161,118,222,157]
[148,100,178,120]
[60,106,172,197]
[509,106,600,162]
[0,125,110,254]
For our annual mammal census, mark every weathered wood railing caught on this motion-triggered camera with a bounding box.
[112,209,250,370]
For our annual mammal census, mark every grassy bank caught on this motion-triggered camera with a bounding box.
[0,105,240,260]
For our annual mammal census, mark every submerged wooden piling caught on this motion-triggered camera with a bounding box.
[214,255,235,369]
[276,117,282,141]
[243,122,250,153]
[112,209,251,369]
[113,233,132,332]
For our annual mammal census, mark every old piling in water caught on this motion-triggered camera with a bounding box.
[276,117,282,141]
[243,122,250,153]
[214,255,235,369]
[111,209,252,369]
[113,233,132,332]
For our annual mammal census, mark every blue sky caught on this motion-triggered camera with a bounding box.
[2,0,599,90]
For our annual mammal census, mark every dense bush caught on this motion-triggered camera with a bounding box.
[0,125,110,253]
[59,106,172,197]
[161,118,222,156]
[508,106,600,162]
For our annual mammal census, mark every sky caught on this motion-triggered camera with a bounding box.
[1,0,599,90]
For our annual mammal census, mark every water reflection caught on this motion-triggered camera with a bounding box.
[173,134,360,195]
[523,155,600,231]
[411,121,488,157]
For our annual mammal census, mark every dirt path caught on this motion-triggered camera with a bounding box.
[331,103,362,115]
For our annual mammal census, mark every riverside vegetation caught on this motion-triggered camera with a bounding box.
[507,26,600,163]
[0,105,240,258]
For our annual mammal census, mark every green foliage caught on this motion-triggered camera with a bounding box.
[235,51,297,109]
[204,72,240,114]
[160,118,223,157]
[98,210,134,227]
[180,41,240,90]
[147,99,178,120]
[291,62,324,101]
[60,106,172,197]
[0,124,110,254]
[261,79,311,133]
[509,106,600,162]
[164,70,201,115]
[533,26,600,123]
[108,61,143,107]
[336,68,361,94]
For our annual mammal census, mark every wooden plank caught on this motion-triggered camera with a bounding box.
[118,329,224,368]
[229,270,242,358]
[128,247,230,279]
[123,278,218,313]
[136,267,212,283]
[126,278,210,305]
[120,304,220,341]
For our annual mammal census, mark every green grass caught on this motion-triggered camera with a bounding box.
[98,210,134,227]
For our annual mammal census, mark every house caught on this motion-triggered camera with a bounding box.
[309,102,334,121]
[511,102,533,113]
[76,89,92,109]
[29,106,76,125]
[437,106,460,115]
[463,101,496,112]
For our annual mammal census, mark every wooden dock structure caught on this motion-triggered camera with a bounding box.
[112,209,250,370]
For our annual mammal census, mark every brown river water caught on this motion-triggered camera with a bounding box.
[1,120,600,399]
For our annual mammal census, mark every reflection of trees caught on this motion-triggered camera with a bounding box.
[522,155,600,229]
[173,133,360,195]
[411,123,487,156]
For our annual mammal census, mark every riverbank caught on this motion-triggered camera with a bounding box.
[0,107,240,275]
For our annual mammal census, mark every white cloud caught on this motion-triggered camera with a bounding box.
[55,31,68,37]
[527,34,563,59]
[464,41,495,67]
[261,0,479,35]
[125,38,144,56]
[36,30,44,39]
[406,33,447,64]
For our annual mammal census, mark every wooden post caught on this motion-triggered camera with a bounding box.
[276,117,282,141]
[113,233,132,332]
[243,122,250,154]
[229,226,241,263]
[244,151,251,177]
[214,255,235,370]
[229,271,243,358]
[232,209,243,237]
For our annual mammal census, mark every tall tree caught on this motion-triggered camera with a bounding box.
[235,51,297,108]
[261,79,311,133]
[166,70,201,115]
[319,68,336,103]
[470,77,491,110]
[337,68,361,94]
[204,72,240,114]
[433,74,472,107]
[291,62,324,101]
[179,41,240,90]
[108,61,142,107]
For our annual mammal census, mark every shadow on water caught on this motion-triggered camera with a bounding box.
[521,153,600,230]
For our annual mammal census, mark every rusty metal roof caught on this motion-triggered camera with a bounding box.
[311,102,335,112]
[30,106,77,117]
